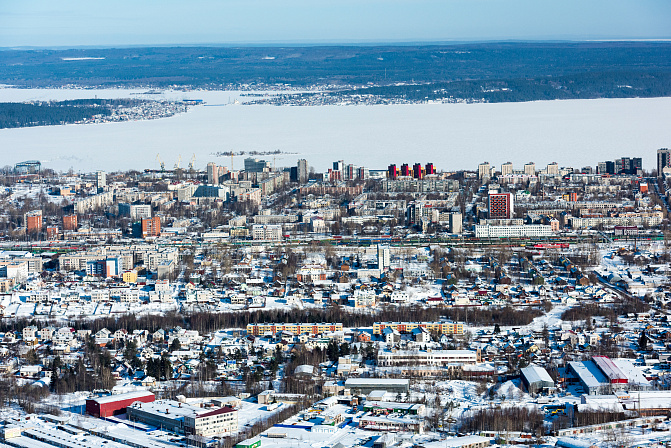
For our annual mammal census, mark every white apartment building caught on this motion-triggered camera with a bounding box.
[377,349,479,367]
[252,224,282,241]
[474,224,553,238]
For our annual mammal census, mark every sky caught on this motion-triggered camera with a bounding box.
[0,0,670,48]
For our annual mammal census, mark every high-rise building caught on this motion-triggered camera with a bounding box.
[333,160,344,171]
[96,171,106,189]
[400,164,410,177]
[488,193,514,219]
[632,157,642,175]
[412,163,423,179]
[244,158,271,173]
[387,164,398,179]
[449,212,463,234]
[615,158,628,174]
[297,159,308,183]
[598,161,615,175]
[546,162,559,176]
[501,162,513,176]
[614,157,641,175]
[425,163,436,175]
[524,162,536,176]
[207,162,219,185]
[345,164,355,180]
[141,217,161,238]
[25,210,42,234]
[377,245,390,272]
[63,214,78,231]
[478,162,491,181]
[658,148,671,177]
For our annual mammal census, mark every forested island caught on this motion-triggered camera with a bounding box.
[0,98,188,129]
[0,101,110,128]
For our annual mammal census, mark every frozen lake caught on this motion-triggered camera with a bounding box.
[1,87,670,173]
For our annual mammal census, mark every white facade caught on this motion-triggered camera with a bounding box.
[252,224,282,240]
[474,224,553,238]
[377,349,478,367]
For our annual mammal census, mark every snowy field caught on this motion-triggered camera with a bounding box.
[1,86,670,173]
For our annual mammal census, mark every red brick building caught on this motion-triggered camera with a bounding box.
[488,192,514,219]
[142,216,161,238]
[63,214,78,231]
[25,211,42,234]
[46,226,59,240]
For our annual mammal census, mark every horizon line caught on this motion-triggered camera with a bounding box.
[2,38,671,51]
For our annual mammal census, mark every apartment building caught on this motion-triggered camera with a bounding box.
[377,349,479,367]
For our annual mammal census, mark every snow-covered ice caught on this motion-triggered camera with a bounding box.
[1,88,670,173]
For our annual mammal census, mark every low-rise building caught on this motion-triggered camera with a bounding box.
[127,400,238,436]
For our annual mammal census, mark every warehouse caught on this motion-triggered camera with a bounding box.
[568,356,650,395]
[344,378,409,395]
[568,360,611,395]
[362,401,425,416]
[86,390,155,418]
[521,365,556,395]
[236,437,261,448]
[127,399,238,436]
[359,413,424,433]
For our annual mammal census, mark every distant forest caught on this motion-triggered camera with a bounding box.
[324,70,671,103]
[0,43,670,103]
[0,99,140,129]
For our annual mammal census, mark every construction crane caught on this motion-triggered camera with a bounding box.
[174,154,182,170]
[188,153,196,171]
[156,153,165,171]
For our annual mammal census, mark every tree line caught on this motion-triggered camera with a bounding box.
[0,101,110,128]
[2,304,545,337]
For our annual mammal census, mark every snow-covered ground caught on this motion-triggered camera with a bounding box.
[1,91,670,173]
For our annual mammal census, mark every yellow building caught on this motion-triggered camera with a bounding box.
[0,278,15,293]
[372,321,464,336]
[122,270,138,284]
[247,323,343,336]
[230,227,250,238]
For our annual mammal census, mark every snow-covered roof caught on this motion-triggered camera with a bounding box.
[521,364,554,385]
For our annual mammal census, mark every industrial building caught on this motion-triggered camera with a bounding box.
[359,414,424,433]
[569,356,651,395]
[85,390,155,418]
[520,365,555,395]
[127,399,238,436]
[344,378,410,395]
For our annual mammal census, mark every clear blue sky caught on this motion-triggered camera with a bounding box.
[1,0,670,48]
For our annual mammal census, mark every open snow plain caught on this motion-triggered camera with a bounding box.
[1,88,670,172]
